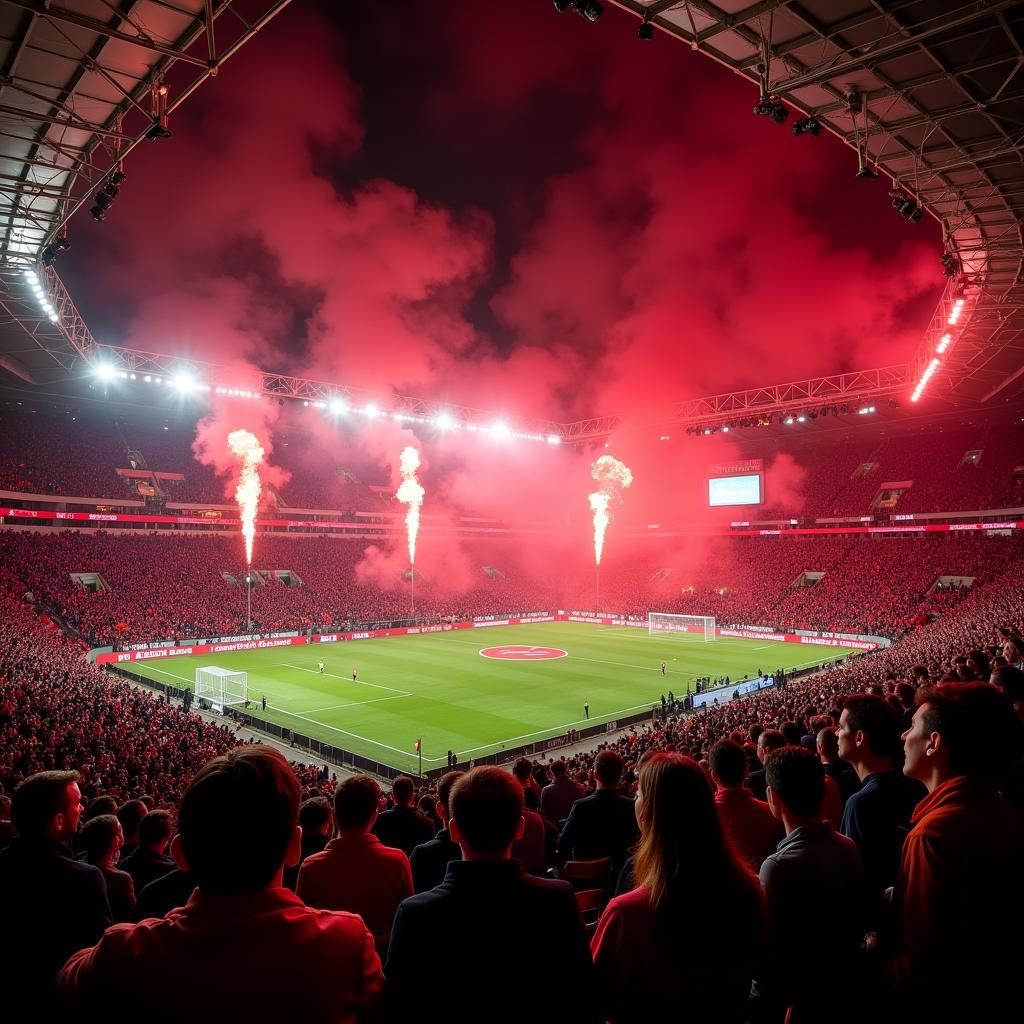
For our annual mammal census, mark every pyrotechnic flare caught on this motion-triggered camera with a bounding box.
[228,429,264,565]
[589,455,633,565]
[396,445,425,566]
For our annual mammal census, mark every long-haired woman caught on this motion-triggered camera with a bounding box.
[592,752,764,1023]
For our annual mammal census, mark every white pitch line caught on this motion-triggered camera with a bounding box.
[299,694,407,715]
[281,664,411,696]
[139,665,195,684]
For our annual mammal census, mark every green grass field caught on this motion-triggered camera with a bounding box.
[128,623,858,773]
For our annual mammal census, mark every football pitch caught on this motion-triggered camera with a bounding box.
[128,623,859,774]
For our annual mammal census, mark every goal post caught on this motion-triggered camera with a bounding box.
[648,612,717,642]
[195,666,248,713]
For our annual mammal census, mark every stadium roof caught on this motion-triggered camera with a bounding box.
[0,1,1021,438]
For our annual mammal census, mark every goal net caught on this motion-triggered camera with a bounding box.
[648,613,717,642]
[195,666,248,713]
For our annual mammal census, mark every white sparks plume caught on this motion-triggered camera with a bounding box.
[228,429,263,566]
[588,454,633,565]
[396,445,425,566]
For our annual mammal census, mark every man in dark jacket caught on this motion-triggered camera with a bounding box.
[0,771,111,1013]
[386,767,596,1023]
[557,750,639,874]
[372,775,434,857]
[409,770,463,892]
[120,809,175,892]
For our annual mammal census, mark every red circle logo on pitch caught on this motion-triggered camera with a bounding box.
[480,645,568,660]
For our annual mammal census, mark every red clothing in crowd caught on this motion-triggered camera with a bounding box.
[592,885,757,1024]
[58,887,383,1023]
[297,832,412,953]
[886,776,1024,1016]
[714,787,784,870]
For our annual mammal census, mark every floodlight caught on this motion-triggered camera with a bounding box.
[546,434,561,445]
[363,403,378,418]
[95,363,116,382]
[638,19,653,40]
[491,421,510,438]
[436,411,456,430]
[329,398,346,415]
[173,370,196,391]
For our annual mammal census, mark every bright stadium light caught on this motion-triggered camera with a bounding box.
[329,398,346,415]
[490,421,510,438]
[936,333,952,354]
[911,357,941,403]
[363,403,379,418]
[95,363,116,382]
[546,434,561,445]
[435,411,456,431]
[173,370,196,391]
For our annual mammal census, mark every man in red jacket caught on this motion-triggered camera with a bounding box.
[887,683,1024,1020]
[60,747,383,1023]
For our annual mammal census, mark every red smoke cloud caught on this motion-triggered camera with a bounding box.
[61,4,944,594]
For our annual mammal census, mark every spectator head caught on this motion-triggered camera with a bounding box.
[449,767,524,859]
[594,750,625,788]
[634,753,759,921]
[757,730,787,764]
[838,694,904,769]
[550,760,567,778]
[708,739,747,788]
[11,770,82,843]
[1003,637,1024,667]
[436,770,465,822]
[967,650,991,680]
[816,728,840,762]
[392,776,415,807]
[298,797,332,838]
[780,721,803,746]
[117,799,147,842]
[991,666,1024,709]
[512,758,533,786]
[82,795,118,823]
[748,724,763,744]
[333,776,381,833]
[895,682,916,709]
[904,684,1024,791]
[765,747,825,824]
[175,746,301,894]
[80,814,123,866]
[138,810,174,854]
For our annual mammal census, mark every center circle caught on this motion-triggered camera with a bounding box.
[479,645,568,661]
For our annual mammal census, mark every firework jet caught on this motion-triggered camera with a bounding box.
[589,455,633,566]
[396,445,425,565]
[228,429,264,565]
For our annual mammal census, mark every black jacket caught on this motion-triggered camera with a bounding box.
[0,836,111,1011]
[372,805,435,857]
[120,846,176,893]
[557,788,640,871]
[409,827,461,893]
[134,868,197,921]
[385,860,596,1023]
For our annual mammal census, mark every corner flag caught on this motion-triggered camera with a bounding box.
[414,738,421,753]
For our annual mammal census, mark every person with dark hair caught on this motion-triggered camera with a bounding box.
[837,695,924,919]
[81,813,136,922]
[511,761,547,874]
[708,739,782,870]
[372,775,434,856]
[593,754,764,1023]
[886,684,1024,1019]
[117,798,148,859]
[60,747,384,1021]
[991,664,1024,719]
[1002,636,1024,671]
[284,796,332,891]
[757,748,865,1023]
[385,767,595,1024]
[557,749,639,875]
[133,858,196,922]
[746,729,786,801]
[120,809,175,892]
[409,770,463,893]
[297,775,412,955]
[541,759,585,822]
[0,770,111,1014]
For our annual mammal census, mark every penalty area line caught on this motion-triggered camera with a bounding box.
[281,664,412,697]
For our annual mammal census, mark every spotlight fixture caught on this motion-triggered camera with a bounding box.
[855,164,879,180]
[753,95,789,124]
[791,116,821,137]
[573,0,603,20]
[637,17,654,40]
[147,80,171,140]
[889,189,923,223]
[940,250,960,278]
[552,0,572,10]
[41,236,70,265]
